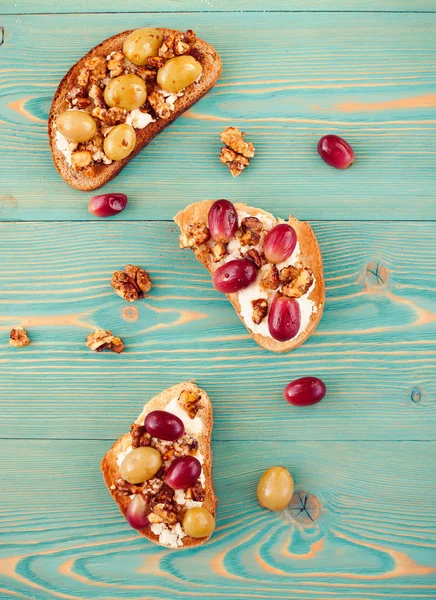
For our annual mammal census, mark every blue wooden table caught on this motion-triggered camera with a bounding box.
[1,2,435,598]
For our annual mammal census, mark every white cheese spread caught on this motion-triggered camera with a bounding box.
[54,130,75,165]
[164,397,204,436]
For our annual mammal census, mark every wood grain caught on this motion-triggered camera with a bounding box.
[1,440,435,599]
[0,221,434,441]
[1,13,436,220]
[4,0,436,13]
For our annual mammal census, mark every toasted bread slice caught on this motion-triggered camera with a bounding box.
[49,29,222,191]
[101,381,216,549]
[174,201,325,353]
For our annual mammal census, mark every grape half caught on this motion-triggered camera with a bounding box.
[165,456,201,490]
[213,259,258,293]
[268,294,301,342]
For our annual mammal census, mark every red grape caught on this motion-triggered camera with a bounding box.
[165,456,202,490]
[317,135,354,169]
[213,259,258,293]
[263,224,297,264]
[284,376,326,406]
[144,410,184,441]
[208,199,238,242]
[88,193,128,217]
[126,494,150,529]
[268,294,301,342]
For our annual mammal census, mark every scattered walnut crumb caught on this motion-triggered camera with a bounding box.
[281,266,314,298]
[148,90,173,120]
[279,265,299,283]
[219,127,255,177]
[107,51,125,77]
[111,264,152,302]
[262,264,280,290]
[92,106,127,126]
[9,327,30,347]
[130,423,152,448]
[179,389,202,418]
[153,503,178,525]
[252,298,268,325]
[86,329,125,353]
[243,248,264,268]
[158,30,194,59]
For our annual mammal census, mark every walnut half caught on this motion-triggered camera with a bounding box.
[86,329,125,353]
[179,389,202,418]
[252,298,268,325]
[9,327,30,347]
[281,266,314,298]
[111,265,152,302]
[219,126,255,177]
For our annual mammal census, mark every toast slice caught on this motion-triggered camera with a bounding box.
[101,381,216,549]
[49,28,222,190]
[174,201,325,353]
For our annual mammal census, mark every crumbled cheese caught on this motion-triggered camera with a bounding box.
[165,397,203,435]
[150,522,186,548]
[116,445,132,467]
[91,147,112,165]
[54,130,74,165]
[126,109,155,129]
[157,89,184,110]
[174,489,203,509]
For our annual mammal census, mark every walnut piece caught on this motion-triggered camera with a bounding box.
[74,96,92,110]
[252,298,268,325]
[9,327,30,347]
[130,423,152,448]
[262,264,280,290]
[281,266,314,298]
[146,56,166,69]
[188,481,206,502]
[243,248,264,268]
[71,150,92,169]
[220,126,255,159]
[238,216,263,246]
[179,389,201,418]
[114,478,141,496]
[180,222,210,250]
[84,56,108,84]
[88,83,105,108]
[152,503,178,525]
[135,66,156,80]
[159,31,193,59]
[219,147,250,178]
[111,265,152,302]
[279,265,300,283]
[92,106,127,126]
[86,329,125,353]
[209,241,227,263]
[107,51,125,77]
[77,68,90,88]
[148,90,173,120]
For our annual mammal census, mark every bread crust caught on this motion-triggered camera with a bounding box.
[174,201,325,353]
[49,29,222,190]
[101,381,216,549]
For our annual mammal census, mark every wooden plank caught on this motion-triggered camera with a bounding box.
[1,220,434,441]
[1,12,436,221]
[1,439,435,599]
[4,0,436,14]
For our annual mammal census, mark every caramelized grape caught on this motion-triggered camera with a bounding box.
[56,110,96,143]
[103,124,136,161]
[126,494,150,529]
[145,410,184,441]
[183,507,215,538]
[208,199,238,243]
[263,224,297,264]
[157,55,203,94]
[119,447,162,484]
[165,456,201,490]
[88,193,128,217]
[257,466,294,511]
[268,294,300,342]
[213,259,258,293]
[317,134,354,169]
[284,376,326,406]
[123,28,163,65]
[104,74,147,111]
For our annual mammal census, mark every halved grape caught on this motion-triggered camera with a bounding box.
[165,456,201,490]
[182,507,215,538]
[119,447,162,484]
[268,294,301,342]
[208,199,238,243]
[317,134,354,169]
[88,193,128,217]
[126,494,150,529]
[284,376,326,406]
[212,259,258,293]
[145,410,184,441]
[263,224,297,264]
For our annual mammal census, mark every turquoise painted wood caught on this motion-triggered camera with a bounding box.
[0,221,435,441]
[1,440,436,599]
[1,12,436,220]
[1,3,435,600]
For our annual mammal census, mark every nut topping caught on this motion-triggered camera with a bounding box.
[9,327,30,347]
[179,389,202,418]
[279,265,299,283]
[107,51,125,77]
[243,248,263,268]
[130,424,152,448]
[86,329,125,353]
[209,241,228,263]
[281,266,314,298]
[71,150,93,169]
[148,90,173,120]
[252,298,268,325]
[111,265,152,302]
[92,106,127,126]
[238,216,263,246]
[261,264,280,290]
[152,503,178,525]
[179,222,210,250]
[219,127,255,177]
